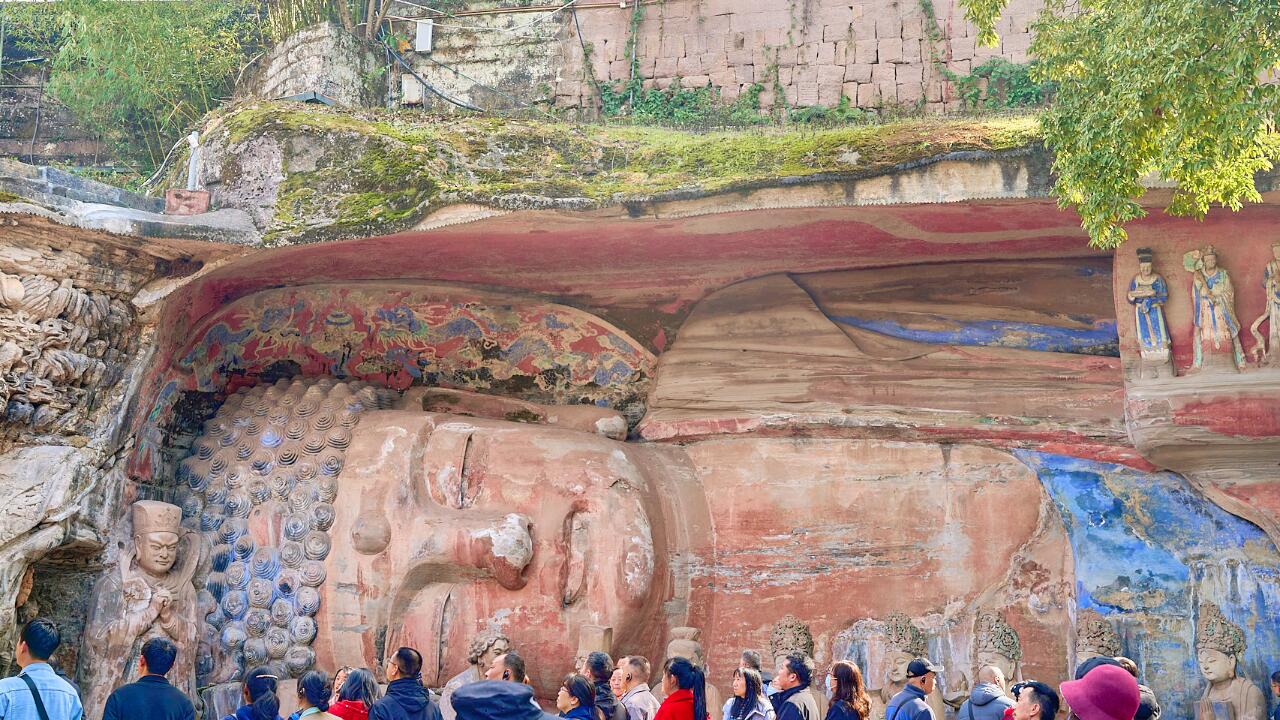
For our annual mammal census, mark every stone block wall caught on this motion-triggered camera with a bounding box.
[0,68,107,166]
[394,0,1045,113]
[240,22,383,107]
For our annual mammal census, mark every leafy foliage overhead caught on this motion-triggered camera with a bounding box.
[960,0,1280,248]
[4,0,262,171]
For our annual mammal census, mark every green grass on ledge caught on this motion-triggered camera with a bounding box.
[200,102,1043,244]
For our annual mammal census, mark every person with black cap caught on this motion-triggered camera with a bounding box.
[452,680,560,720]
[884,659,943,720]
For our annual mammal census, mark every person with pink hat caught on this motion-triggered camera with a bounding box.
[1059,664,1140,720]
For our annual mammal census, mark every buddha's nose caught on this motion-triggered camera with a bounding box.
[456,513,533,590]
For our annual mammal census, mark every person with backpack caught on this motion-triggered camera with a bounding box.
[0,619,83,720]
[884,659,942,720]
[957,667,1014,720]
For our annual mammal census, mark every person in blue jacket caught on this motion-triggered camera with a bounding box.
[369,647,442,720]
[884,659,942,720]
[956,666,1014,720]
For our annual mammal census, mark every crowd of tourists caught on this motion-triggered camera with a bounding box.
[5,616,1280,720]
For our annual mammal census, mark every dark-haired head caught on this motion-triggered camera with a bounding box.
[140,637,178,676]
[500,652,527,683]
[1272,670,1280,686]
[339,668,381,706]
[664,657,707,720]
[297,670,331,712]
[559,673,596,712]
[830,661,871,718]
[781,654,814,688]
[585,651,614,684]
[730,667,764,720]
[20,618,60,662]
[243,667,281,720]
[390,647,423,680]
[1017,681,1059,720]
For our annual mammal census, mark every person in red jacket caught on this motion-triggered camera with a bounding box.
[656,658,710,720]
[330,668,380,720]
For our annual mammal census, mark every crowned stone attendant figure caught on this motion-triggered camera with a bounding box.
[1185,246,1245,370]
[82,500,200,720]
[874,613,945,720]
[1075,609,1122,664]
[1195,602,1266,720]
[1127,247,1173,378]
[1250,241,1280,366]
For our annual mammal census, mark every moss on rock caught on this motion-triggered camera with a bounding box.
[203,101,1043,245]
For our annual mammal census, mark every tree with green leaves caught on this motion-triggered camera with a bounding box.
[3,0,263,172]
[959,0,1280,248]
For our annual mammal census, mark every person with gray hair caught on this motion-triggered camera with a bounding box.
[617,656,661,720]
[958,666,1014,720]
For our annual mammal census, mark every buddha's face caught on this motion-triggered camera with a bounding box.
[335,412,665,694]
[1204,254,1218,272]
[136,531,180,575]
[1198,648,1236,683]
[976,650,1015,684]
[887,651,913,683]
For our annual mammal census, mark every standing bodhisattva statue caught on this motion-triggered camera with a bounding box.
[1127,247,1173,379]
[1249,241,1280,366]
[1185,245,1245,370]
[82,500,199,719]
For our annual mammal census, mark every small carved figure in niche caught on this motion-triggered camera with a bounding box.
[1075,609,1122,664]
[439,630,511,720]
[874,613,945,720]
[1127,248,1174,379]
[82,501,199,720]
[1185,246,1245,371]
[1195,602,1266,720]
[1248,241,1280,367]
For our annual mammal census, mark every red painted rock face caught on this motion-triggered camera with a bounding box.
[318,411,674,695]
